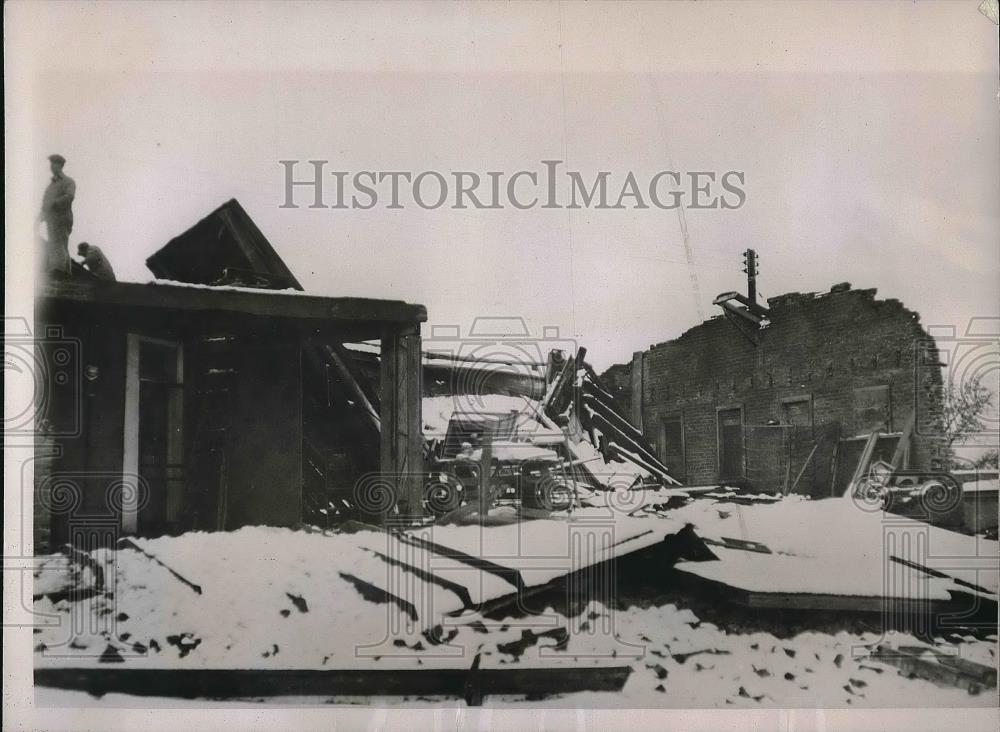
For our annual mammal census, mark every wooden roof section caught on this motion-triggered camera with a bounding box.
[38,279,427,326]
[145,199,303,289]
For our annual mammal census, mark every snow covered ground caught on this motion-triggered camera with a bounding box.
[486,602,997,708]
[32,508,997,707]
[34,594,996,708]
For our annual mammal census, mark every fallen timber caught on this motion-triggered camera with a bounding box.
[34,663,632,705]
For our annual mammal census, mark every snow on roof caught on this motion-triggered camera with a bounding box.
[148,278,312,296]
[670,497,999,597]
[677,547,957,600]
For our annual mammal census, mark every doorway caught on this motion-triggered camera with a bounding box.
[658,414,686,484]
[717,407,745,481]
[123,335,184,536]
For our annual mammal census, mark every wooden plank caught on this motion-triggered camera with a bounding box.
[396,531,526,592]
[828,439,840,497]
[872,645,997,692]
[785,442,819,496]
[843,431,880,498]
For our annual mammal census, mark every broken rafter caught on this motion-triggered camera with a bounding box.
[320,343,381,430]
[581,405,676,484]
[540,351,578,417]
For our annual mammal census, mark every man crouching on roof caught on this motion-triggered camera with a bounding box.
[77,242,117,281]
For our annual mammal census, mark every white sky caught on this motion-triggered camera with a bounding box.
[6,0,999,370]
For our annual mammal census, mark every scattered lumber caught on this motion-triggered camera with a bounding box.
[871,645,997,694]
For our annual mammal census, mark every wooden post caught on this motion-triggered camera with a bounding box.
[889,413,915,471]
[321,343,381,430]
[844,431,880,498]
[478,435,493,516]
[121,334,141,534]
[379,326,424,523]
[630,351,644,433]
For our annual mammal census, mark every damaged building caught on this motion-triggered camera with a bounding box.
[33,199,670,553]
[602,279,946,497]
[34,199,426,553]
[28,210,998,706]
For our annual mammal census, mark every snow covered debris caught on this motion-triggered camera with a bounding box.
[32,517,997,706]
[668,496,999,599]
[447,602,996,708]
[34,527,458,670]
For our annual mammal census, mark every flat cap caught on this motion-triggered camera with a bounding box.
[48,154,66,165]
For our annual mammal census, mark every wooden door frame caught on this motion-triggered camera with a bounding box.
[122,334,184,534]
[716,404,746,480]
[659,411,687,484]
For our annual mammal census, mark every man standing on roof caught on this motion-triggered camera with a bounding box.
[77,242,116,281]
[37,154,76,276]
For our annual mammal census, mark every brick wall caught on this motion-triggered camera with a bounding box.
[601,363,633,419]
[600,284,944,493]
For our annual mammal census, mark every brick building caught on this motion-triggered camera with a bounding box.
[600,283,944,495]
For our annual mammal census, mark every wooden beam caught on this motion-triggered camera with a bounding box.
[478,435,494,514]
[39,279,427,326]
[423,361,544,399]
[35,664,632,705]
[121,334,141,534]
[843,431,880,498]
[379,326,424,522]
[422,350,546,368]
[540,353,575,416]
[785,442,819,496]
[630,351,644,431]
[319,343,381,430]
[890,413,916,470]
